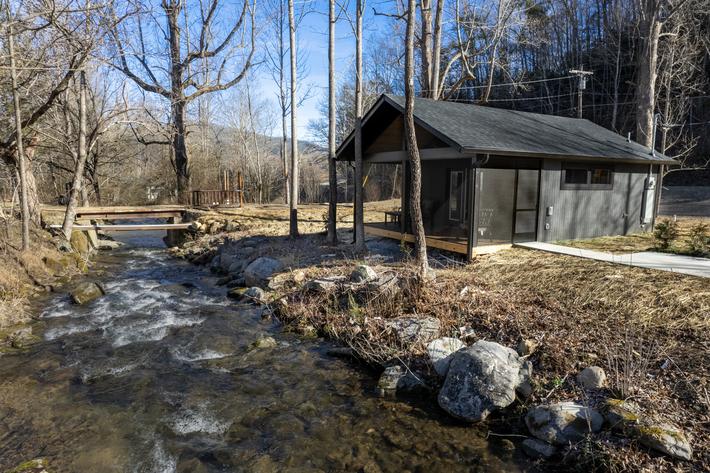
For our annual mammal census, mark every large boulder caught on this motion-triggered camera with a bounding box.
[437,340,532,422]
[244,257,284,288]
[70,282,105,305]
[427,337,466,377]
[525,402,603,445]
[385,316,441,345]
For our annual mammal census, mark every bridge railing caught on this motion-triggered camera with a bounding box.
[191,190,242,208]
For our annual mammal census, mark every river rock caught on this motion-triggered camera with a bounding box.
[637,423,692,461]
[385,316,441,345]
[304,276,345,293]
[250,336,278,349]
[243,287,266,302]
[521,438,557,459]
[70,230,91,255]
[437,340,532,422]
[244,257,284,288]
[577,366,606,389]
[376,365,426,397]
[427,337,466,376]
[351,264,378,283]
[70,282,105,305]
[525,402,603,445]
[97,239,123,250]
[5,458,49,473]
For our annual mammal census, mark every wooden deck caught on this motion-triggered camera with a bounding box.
[364,223,511,256]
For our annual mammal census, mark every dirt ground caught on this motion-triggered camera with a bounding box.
[182,202,709,472]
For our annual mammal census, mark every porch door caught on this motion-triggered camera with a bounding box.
[513,169,539,243]
[475,168,539,246]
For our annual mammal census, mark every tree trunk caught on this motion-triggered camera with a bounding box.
[172,99,190,204]
[405,0,429,276]
[327,0,338,244]
[167,1,191,204]
[7,24,30,250]
[635,3,661,148]
[430,0,444,99]
[279,0,290,205]
[353,0,365,251]
[288,0,299,237]
[61,71,88,240]
[419,0,433,97]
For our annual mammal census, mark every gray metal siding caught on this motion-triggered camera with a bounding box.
[537,160,655,242]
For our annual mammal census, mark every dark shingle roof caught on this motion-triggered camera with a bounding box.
[338,94,675,164]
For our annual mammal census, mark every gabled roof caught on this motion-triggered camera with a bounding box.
[336,94,676,164]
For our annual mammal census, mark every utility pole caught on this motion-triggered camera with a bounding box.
[569,68,593,119]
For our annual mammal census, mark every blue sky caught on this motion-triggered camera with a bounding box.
[254,0,393,141]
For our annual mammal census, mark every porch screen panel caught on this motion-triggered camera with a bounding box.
[514,169,539,242]
[477,169,515,246]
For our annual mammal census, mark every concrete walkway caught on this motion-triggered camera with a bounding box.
[516,241,710,278]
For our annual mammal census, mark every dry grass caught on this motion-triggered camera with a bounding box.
[179,203,709,471]
[560,216,710,256]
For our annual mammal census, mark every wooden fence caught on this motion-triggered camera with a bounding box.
[191,190,242,208]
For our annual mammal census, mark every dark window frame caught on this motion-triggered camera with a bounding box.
[560,163,614,190]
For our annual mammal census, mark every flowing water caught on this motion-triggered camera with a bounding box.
[0,233,527,472]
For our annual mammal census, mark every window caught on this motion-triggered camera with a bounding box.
[561,164,613,190]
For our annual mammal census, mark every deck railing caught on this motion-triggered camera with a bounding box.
[191,190,242,208]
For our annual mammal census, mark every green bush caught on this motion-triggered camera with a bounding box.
[653,219,679,250]
[687,222,709,255]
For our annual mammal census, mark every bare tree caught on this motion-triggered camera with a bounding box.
[288,0,299,237]
[404,0,428,276]
[5,18,30,250]
[353,0,365,251]
[327,0,338,244]
[112,0,256,204]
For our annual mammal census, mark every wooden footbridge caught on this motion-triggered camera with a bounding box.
[42,205,191,231]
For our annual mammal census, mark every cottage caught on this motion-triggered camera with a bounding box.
[336,94,676,258]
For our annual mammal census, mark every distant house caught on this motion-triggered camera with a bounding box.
[336,94,676,258]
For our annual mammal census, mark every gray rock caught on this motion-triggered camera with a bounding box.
[70,282,105,305]
[525,402,604,445]
[376,365,426,397]
[577,366,606,389]
[437,340,532,422]
[385,316,441,345]
[426,337,466,376]
[637,423,692,461]
[244,257,284,288]
[226,277,246,288]
[243,287,266,302]
[97,239,123,250]
[228,260,245,274]
[351,264,378,283]
[522,438,557,459]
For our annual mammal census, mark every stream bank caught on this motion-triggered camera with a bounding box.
[0,230,527,472]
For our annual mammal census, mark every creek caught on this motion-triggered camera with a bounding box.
[0,232,526,472]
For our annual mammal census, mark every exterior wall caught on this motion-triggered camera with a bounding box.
[537,160,657,242]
